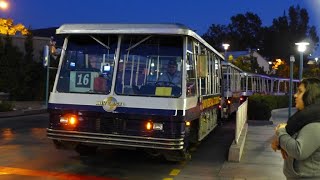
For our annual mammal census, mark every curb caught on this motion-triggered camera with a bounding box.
[0,108,47,118]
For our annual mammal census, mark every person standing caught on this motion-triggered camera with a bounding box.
[272,78,320,179]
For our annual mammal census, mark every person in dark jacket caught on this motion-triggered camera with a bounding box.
[272,78,320,179]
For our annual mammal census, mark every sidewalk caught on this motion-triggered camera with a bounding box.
[0,101,47,118]
[217,107,296,179]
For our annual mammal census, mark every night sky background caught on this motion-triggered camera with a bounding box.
[2,0,319,56]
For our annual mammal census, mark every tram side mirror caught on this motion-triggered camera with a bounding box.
[43,45,50,67]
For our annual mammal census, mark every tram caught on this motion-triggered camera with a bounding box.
[220,62,242,119]
[221,67,300,120]
[47,24,224,161]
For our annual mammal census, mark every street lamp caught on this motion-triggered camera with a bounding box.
[0,0,9,10]
[295,42,309,81]
[222,43,230,61]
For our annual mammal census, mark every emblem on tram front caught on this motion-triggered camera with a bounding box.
[96,97,124,112]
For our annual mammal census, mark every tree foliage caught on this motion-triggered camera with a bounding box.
[202,24,229,51]
[203,12,263,52]
[232,55,265,74]
[228,12,263,51]
[0,18,29,35]
[20,33,45,100]
[0,35,24,97]
[0,33,46,100]
[202,5,319,78]
[303,65,320,78]
[262,5,319,63]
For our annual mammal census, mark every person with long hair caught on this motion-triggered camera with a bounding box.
[272,78,320,179]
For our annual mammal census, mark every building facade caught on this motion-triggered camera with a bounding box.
[225,49,270,74]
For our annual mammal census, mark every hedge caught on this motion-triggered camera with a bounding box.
[0,101,14,112]
[248,94,290,120]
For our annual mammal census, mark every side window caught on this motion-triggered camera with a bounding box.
[186,52,196,96]
[198,45,208,96]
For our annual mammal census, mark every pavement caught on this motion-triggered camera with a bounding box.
[0,101,47,118]
[216,108,295,180]
[0,101,296,179]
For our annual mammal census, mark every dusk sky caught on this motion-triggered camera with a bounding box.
[1,0,320,56]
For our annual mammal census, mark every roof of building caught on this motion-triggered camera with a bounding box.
[225,51,251,59]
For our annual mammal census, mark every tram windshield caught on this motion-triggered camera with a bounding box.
[56,34,183,97]
[56,35,118,94]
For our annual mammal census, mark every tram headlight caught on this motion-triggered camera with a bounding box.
[153,123,163,130]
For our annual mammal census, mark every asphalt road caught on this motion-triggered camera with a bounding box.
[0,113,235,180]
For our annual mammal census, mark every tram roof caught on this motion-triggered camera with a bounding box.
[56,23,225,59]
[56,23,192,34]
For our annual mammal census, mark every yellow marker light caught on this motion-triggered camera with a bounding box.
[227,100,231,104]
[185,121,191,126]
[146,121,153,130]
[69,116,77,125]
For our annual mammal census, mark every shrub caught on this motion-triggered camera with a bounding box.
[0,101,14,112]
[248,94,289,120]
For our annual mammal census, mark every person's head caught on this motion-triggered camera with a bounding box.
[167,60,177,75]
[89,55,98,68]
[294,78,320,110]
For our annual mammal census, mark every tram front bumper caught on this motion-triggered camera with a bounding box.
[47,128,184,150]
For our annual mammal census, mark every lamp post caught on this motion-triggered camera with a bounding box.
[268,61,272,74]
[295,42,309,81]
[289,55,295,118]
[222,43,230,61]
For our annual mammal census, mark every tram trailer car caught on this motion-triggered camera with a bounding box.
[47,24,225,161]
[220,62,242,119]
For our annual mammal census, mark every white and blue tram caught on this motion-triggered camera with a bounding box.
[47,24,224,161]
[240,73,300,97]
[270,77,300,96]
[222,68,300,118]
[220,62,242,119]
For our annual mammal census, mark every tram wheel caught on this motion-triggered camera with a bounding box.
[163,150,191,162]
[75,144,97,156]
[144,149,162,158]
